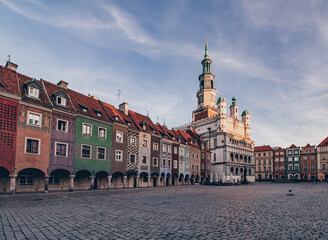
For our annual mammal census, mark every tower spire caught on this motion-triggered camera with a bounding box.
[204,37,209,59]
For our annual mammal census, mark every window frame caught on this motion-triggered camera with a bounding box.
[97,146,106,160]
[98,127,107,139]
[82,123,92,136]
[27,111,42,127]
[81,144,92,158]
[55,142,68,157]
[115,150,123,161]
[116,131,123,143]
[56,96,67,107]
[25,137,41,155]
[57,119,68,132]
[130,137,136,145]
[28,86,40,99]
[153,157,158,167]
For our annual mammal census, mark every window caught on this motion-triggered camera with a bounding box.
[57,119,68,132]
[275,152,279,155]
[207,154,210,160]
[288,164,293,170]
[288,150,292,155]
[268,152,271,156]
[142,140,147,147]
[311,164,315,171]
[275,158,279,162]
[322,155,327,160]
[214,139,217,147]
[186,162,189,169]
[196,154,199,160]
[115,150,123,161]
[263,160,266,165]
[19,171,33,185]
[196,165,199,171]
[81,145,91,158]
[280,158,284,162]
[28,86,39,98]
[28,112,41,126]
[263,167,266,171]
[294,164,299,170]
[322,148,326,152]
[303,156,308,161]
[306,150,311,153]
[269,167,271,172]
[49,173,59,185]
[280,166,285,171]
[82,123,92,135]
[304,165,308,170]
[130,154,135,164]
[258,153,261,157]
[263,153,266,157]
[163,159,166,167]
[96,112,102,117]
[168,159,171,167]
[258,160,261,166]
[153,157,158,166]
[288,157,292,161]
[174,160,178,169]
[116,131,123,143]
[280,152,283,155]
[130,137,136,145]
[186,151,190,157]
[26,138,40,154]
[294,157,299,161]
[174,147,178,154]
[192,165,195,170]
[153,143,158,151]
[168,146,172,153]
[192,153,195,159]
[294,150,299,155]
[163,144,167,152]
[142,156,147,164]
[55,143,67,156]
[56,96,67,106]
[97,147,106,160]
[268,159,271,164]
[275,166,279,171]
[201,163,205,170]
[323,164,327,170]
[98,127,106,138]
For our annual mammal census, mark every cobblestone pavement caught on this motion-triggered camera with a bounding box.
[1,183,328,240]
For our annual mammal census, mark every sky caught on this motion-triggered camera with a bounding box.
[1,0,328,148]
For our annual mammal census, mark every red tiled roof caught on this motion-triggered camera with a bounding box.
[0,65,21,96]
[128,110,159,135]
[305,143,311,147]
[254,145,273,152]
[318,136,328,147]
[289,144,297,148]
[67,89,112,122]
[41,80,76,113]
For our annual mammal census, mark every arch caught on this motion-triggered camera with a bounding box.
[240,168,243,176]
[248,156,251,163]
[112,172,124,189]
[95,171,109,190]
[190,175,195,185]
[74,170,91,190]
[139,172,149,188]
[249,169,252,176]
[17,168,45,193]
[195,175,200,183]
[235,168,239,175]
[0,167,10,193]
[172,174,178,186]
[126,171,138,188]
[151,172,159,187]
[230,167,234,174]
[48,169,70,191]
[184,174,190,183]
[230,153,234,162]
[166,173,171,186]
[179,174,184,183]
[235,154,238,162]
[244,156,247,163]
[205,175,210,183]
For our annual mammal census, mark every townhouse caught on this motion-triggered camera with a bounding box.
[301,144,317,181]
[273,147,286,180]
[317,137,328,180]
[254,145,274,180]
[286,144,301,180]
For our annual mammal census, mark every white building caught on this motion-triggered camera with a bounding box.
[180,42,255,183]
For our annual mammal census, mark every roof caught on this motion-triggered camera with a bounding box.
[217,95,226,103]
[0,65,21,96]
[242,109,250,115]
[288,144,297,148]
[274,147,284,151]
[128,110,159,135]
[318,136,328,147]
[254,145,273,152]
[42,80,76,113]
[67,89,112,123]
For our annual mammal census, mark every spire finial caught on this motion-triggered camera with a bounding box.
[204,37,209,58]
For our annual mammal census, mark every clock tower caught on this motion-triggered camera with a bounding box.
[192,41,217,121]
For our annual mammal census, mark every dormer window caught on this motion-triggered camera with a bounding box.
[114,116,119,121]
[56,96,67,106]
[97,112,102,117]
[83,108,87,113]
[93,108,102,118]
[28,86,39,99]
[79,104,88,113]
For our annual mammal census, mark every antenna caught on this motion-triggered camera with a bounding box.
[156,116,159,123]
[7,55,10,62]
[117,89,121,102]
[145,109,149,117]
[164,118,166,126]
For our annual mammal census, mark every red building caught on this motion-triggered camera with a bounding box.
[273,147,286,180]
[301,144,317,181]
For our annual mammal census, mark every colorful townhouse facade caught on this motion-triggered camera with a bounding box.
[301,144,317,181]
[273,147,286,180]
[254,145,274,180]
[286,144,301,180]
[0,61,210,194]
[317,137,328,180]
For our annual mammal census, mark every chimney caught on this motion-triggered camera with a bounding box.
[5,61,18,71]
[57,80,68,89]
[92,96,98,100]
[119,102,129,115]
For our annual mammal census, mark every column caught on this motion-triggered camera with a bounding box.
[157,177,160,187]
[44,176,49,193]
[123,176,127,189]
[164,177,167,186]
[135,176,139,188]
[187,178,190,185]
[9,175,17,194]
[90,176,95,190]
[168,177,172,186]
[147,176,151,187]
[69,175,75,191]
[107,175,112,189]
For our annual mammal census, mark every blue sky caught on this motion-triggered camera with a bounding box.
[1,0,328,148]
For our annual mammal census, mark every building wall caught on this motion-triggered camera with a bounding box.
[317,145,328,180]
[126,130,139,173]
[190,145,200,179]
[171,142,179,178]
[74,116,112,176]
[110,124,128,175]
[150,135,160,175]
[49,111,75,174]
[273,148,286,179]
[301,145,317,180]
[286,147,301,179]
[0,97,19,174]
[255,150,273,180]
[138,131,151,175]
